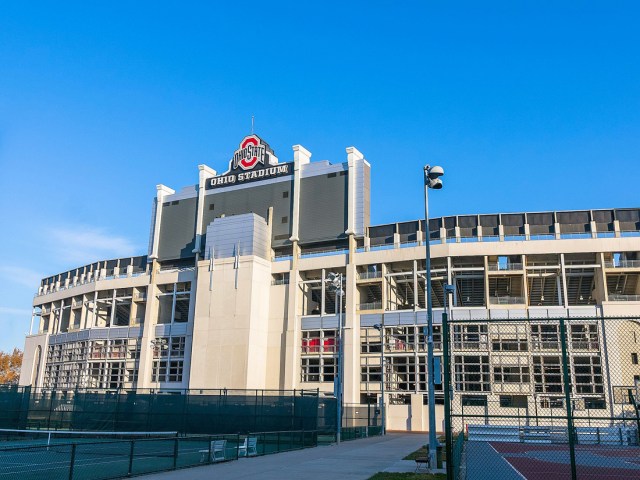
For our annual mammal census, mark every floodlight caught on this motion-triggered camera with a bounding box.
[428,178,443,189]
[427,165,444,179]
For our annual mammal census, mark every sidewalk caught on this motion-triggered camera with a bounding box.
[144,434,426,480]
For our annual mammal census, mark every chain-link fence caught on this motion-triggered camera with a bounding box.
[0,387,327,436]
[0,430,318,480]
[442,315,640,480]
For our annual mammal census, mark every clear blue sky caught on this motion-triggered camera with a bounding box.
[1,2,639,352]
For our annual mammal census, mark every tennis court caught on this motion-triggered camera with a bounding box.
[0,429,318,480]
[466,440,640,480]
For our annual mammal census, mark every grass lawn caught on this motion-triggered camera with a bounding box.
[403,444,429,461]
[368,473,446,480]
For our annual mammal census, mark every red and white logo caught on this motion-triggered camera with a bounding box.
[232,135,266,171]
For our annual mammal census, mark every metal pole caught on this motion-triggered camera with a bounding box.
[380,322,386,435]
[337,274,343,444]
[559,318,577,480]
[443,292,453,480]
[424,167,438,469]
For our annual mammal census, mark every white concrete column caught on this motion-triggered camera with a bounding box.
[413,260,418,311]
[149,185,175,260]
[289,145,311,243]
[345,147,364,236]
[193,164,217,258]
[560,254,569,308]
[344,234,359,403]
[283,241,302,389]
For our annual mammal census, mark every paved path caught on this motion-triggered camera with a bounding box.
[145,434,426,480]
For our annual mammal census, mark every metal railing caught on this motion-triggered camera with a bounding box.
[489,296,526,305]
[357,302,382,311]
[300,248,348,259]
[157,266,196,274]
[488,263,524,271]
[608,294,640,302]
[357,271,382,280]
[605,260,640,268]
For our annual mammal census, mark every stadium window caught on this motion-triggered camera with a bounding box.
[494,365,530,384]
[632,353,639,365]
[531,324,560,350]
[282,191,289,198]
[570,324,599,350]
[540,397,564,409]
[209,204,215,210]
[461,395,487,407]
[168,360,183,382]
[499,395,528,408]
[584,398,607,410]
[328,172,337,178]
[453,325,488,350]
[573,356,604,394]
[281,216,288,224]
[454,355,490,392]
[533,356,563,393]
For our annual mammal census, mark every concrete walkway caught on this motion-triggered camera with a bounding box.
[145,434,426,480]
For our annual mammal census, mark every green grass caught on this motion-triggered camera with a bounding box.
[403,445,428,461]
[368,473,446,480]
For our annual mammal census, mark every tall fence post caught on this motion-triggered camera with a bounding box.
[443,309,454,480]
[559,317,578,480]
[68,443,76,480]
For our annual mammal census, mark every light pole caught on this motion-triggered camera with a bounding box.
[325,272,344,443]
[373,323,386,435]
[424,164,444,470]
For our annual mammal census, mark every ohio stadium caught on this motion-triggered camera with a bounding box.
[18,135,640,433]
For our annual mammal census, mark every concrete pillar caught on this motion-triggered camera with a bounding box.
[344,234,359,404]
[149,185,175,261]
[345,147,364,236]
[289,145,311,244]
[193,165,217,259]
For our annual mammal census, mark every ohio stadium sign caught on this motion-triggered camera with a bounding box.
[207,135,293,190]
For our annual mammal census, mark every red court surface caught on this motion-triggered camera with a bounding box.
[490,441,640,480]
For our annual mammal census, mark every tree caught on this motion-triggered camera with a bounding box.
[0,348,23,384]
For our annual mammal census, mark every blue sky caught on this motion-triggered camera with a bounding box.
[1,2,639,352]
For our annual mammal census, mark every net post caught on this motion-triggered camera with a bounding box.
[208,435,213,464]
[128,440,134,475]
[68,443,76,480]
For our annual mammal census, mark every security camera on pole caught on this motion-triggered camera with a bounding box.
[424,164,444,470]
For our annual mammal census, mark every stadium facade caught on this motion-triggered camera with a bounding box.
[19,135,640,431]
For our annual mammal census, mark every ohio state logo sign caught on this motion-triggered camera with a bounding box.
[206,134,291,190]
[232,135,267,171]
